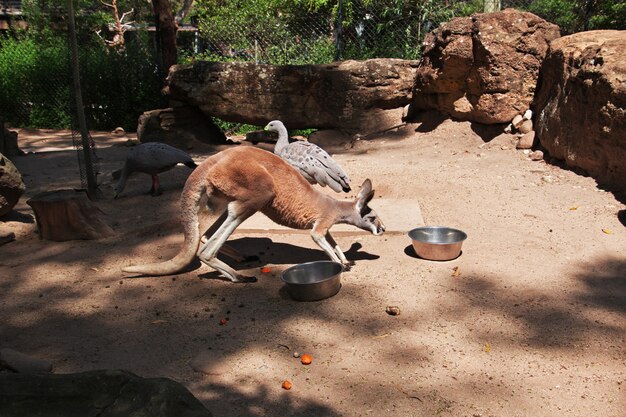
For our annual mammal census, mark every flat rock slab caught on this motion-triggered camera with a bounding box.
[0,369,213,417]
[0,348,53,373]
[236,198,424,235]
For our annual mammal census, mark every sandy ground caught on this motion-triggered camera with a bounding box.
[1,117,625,417]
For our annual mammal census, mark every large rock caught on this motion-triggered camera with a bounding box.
[137,106,227,148]
[0,369,213,417]
[165,59,419,133]
[408,9,560,124]
[534,30,626,191]
[0,153,26,218]
[0,126,23,157]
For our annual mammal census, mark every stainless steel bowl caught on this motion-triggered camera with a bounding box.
[408,226,467,261]
[281,261,343,301]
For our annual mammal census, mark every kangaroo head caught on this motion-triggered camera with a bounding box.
[355,179,385,236]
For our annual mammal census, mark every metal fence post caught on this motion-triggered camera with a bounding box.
[67,0,98,199]
[335,0,343,61]
[484,0,501,13]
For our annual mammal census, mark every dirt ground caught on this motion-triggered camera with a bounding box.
[1,116,625,417]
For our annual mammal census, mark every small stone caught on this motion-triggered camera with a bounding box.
[0,348,53,373]
[504,123,512,133]
[293,352,300,358]
[512,114,524,128]
[529,150,544,161]
[518,119,533,134]
[517,131,535,149]
[523,109,533,120]
[386,306,401,316]
[542,175,556,183]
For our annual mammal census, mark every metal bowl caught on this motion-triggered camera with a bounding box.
[281,261,343,301]
[408,226,467,261]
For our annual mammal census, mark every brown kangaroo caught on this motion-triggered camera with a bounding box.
[122,146,385,282]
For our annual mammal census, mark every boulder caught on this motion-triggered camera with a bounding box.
[0,126,22,157]
[0,369,213,417]
[137,106,227,148]
[517,131,536,149]
[408,9,560,124]
[0,348,53,374]
[165,59,419,134]
[0,153,26,218]
[534,30,626,191]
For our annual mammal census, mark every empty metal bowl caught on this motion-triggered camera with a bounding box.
[408,226,467,261]
[281,261,343,301]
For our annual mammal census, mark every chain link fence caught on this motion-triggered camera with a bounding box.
[0,1,164,195]
[1,0,623,132]
[188,0,624,65]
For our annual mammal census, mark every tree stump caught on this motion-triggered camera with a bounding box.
[27,189,115,241]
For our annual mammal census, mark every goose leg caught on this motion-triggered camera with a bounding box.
[150,175,163,196]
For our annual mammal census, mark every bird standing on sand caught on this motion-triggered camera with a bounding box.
[114,142,197,198]
[265,120,351,193]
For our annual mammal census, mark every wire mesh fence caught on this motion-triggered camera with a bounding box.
[1,0,623,134]
[188,0,623,65]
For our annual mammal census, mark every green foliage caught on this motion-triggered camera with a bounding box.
[527,0,579,33]
[191,0,485,64]
[0,1,166,130]
[0,33,72,128]
[588,0,626,30]
[194,0,335,64]
[77,35,165,130]
[526,0,625,34]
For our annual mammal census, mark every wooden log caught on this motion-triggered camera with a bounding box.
[26,189,115,241]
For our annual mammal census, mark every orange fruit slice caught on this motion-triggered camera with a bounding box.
[300,353,312,365]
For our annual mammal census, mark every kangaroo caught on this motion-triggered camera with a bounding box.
[122,146,385,282]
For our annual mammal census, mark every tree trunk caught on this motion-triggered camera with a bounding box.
[152,0,178,76]
[27,189,115,241]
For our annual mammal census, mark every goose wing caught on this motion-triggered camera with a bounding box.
[279,141,351,193]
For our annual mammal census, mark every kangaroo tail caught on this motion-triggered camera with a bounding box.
[122,163,210,276]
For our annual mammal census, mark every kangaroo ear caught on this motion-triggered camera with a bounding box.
[356,179,374,214]
[357,179,373,200]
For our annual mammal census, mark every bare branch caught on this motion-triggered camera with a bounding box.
[175,0,194,23]
[120,8,134,24]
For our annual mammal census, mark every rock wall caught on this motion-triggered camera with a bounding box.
[407,8,560,124]
[137,106,227,147]
[165,59,419,133]
[534,30,626,191]
[0,154,25,218]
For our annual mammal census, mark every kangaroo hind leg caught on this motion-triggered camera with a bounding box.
[200,211,259,263]
[198,202,257,283]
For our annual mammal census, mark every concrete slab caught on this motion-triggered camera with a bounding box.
[235,198,424,236]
